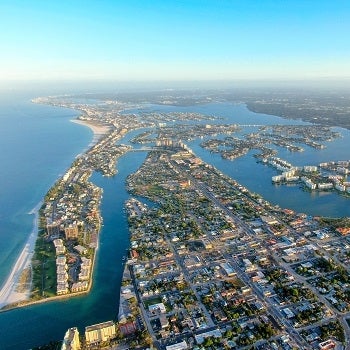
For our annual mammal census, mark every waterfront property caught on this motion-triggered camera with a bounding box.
[85,321,117,347]
[3,93,350,349]
[62,327,81,350]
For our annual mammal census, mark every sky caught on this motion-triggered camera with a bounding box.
[0,0,350,82]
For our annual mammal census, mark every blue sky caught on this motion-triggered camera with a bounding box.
[1,0,349,81]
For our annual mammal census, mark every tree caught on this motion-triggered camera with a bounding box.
[203,337,214,347]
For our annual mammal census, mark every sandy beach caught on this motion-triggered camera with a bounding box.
[0,119,110,311]
[71,118,111,147]
[0,202,41,309]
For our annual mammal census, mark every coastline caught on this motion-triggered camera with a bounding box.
[0,118,110,312]
[70,119,111,147]
[0,201,41,310]
[0,248,98,313]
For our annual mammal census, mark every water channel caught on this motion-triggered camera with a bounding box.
[1,102,350,349]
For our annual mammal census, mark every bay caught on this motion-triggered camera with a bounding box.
[129,102,350,217]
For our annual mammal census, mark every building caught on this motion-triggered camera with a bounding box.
[149,302,166,314]
[318,182,333,190]
[78,257,92,281]
[260,215,279,225]
[85,321,116,345]
[301,176,317,190]
[53,239,66,255]
[335,183,346,192]
[159,314,169,329]
[272,175,284,183]
[337,227,350,235]
[47,222,61,238]
[61,327,81,350]
[74,245,88,255]
[166,340,188,350]
[304,165,318,172]
[56,256,67,267]
[318,339,335,350]
[119,321,137,336]
[71,281,88,292]
[195,329,222,344]
[202,239,213,249]
[65,224,79,239]
[283,308,294,319]
[57,282,69,295]
[220,262,236,277]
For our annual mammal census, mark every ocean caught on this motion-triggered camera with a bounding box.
[0,90,350,349]
[0,90,92,286]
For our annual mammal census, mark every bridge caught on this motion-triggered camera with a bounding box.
[238,124,265,127]
[129,147,174,153]
[128,147,157,152]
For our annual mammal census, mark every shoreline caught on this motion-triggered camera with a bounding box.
[0,248,98,313]
[0,201,41,310]
[70,118,111,148]
[0,117,110,312]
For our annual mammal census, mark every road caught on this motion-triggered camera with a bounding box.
[174,162,310,348]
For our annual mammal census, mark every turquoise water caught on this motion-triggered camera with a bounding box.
[0,103,147,348]
[0,151,147,349]
[0,91,92,286]
[0,94,350,349]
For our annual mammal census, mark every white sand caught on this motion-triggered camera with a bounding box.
[0,202,41,309]
[71,119,111,147]
[0,119,111,310]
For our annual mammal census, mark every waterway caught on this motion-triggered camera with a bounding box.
[1,96,350,349]
[0,132,147,349]
[127,102,350,217]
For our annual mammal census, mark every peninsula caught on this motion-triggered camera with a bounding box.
[2,91,350,350]
[0,119,112,309]
[0,95,216,310]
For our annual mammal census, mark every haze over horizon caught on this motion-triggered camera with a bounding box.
[1,0,350,85]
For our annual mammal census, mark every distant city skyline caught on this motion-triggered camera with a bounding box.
[1,0,350,82]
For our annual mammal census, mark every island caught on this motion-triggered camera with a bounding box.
[2,90,350,350]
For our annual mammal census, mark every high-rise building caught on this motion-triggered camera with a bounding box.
[47,222,61,238]
[85,321,116,345]
[61,327,81,350]
[65,224,79,239]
